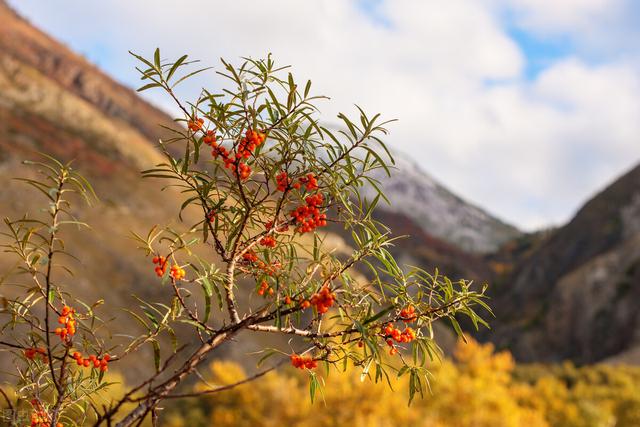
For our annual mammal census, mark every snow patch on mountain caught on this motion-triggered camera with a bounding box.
[363,151,520,253]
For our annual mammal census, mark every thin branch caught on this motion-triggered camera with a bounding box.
[159,360,284,400]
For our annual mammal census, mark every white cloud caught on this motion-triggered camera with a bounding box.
[502,0,618,30]
[7,0,640,231]
[497,0,640,55]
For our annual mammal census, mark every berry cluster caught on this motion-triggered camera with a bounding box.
[290,193,327,234]
[298,173,319,191]
[24,347,47,362]
[275,171,319,192]
[242,250,259,264]
[235,162,252,180]
[299,299,311,309]
[188,117,204,132]
[257,280,274,297]
[238,130,266,158]
[383,323,417,355]
[275,171,292,192]
[400,305,418,323]
[259,235,277,248]
[290,353,318,370]
[152,256,168,277]
[206,209,216,223]
[54,306,76,341]
[241,250,282,276]
[72,352,110,372]
[202,130,217,146]
[308,285,336,314]
[210,129,265,181]
[170,264,186,280]
[211,143,229,160]
[29,400,63,427]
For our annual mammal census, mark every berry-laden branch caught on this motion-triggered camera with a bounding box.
[0,51,491,427]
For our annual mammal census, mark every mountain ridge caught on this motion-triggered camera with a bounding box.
[366,151,521,253]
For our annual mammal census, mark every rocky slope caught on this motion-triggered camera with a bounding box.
[488,164,640,364]
[363,152,521,254]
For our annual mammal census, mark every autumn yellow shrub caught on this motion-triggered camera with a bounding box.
[164,338,549,427]
[164,338,640,427]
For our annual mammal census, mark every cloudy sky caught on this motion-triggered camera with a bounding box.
[9,0,640,230]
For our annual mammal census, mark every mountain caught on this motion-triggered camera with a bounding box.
[488,163,640,364]
[363,152,521,254]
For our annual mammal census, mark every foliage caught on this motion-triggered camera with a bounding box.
[0,50,490,426]
[164,339,640,427]
[514,361,640,426]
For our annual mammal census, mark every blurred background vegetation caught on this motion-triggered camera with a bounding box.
[160,339,640,427]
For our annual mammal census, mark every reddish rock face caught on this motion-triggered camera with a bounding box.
[0,0,174,145]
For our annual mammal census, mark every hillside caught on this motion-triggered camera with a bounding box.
[0,0,188,300]
[488,163,640,364]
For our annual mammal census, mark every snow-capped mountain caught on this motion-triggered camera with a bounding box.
[363,152,520,253]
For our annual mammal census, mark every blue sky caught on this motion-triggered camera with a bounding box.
[8,0,640,231]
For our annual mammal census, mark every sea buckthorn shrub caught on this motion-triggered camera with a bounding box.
[0,50,489,426]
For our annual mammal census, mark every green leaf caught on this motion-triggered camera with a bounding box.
[137,82,162,92]
[363,305,394,325]
[309,373,319,403]
[256,349,277,367]
[201,277,213,322]
[153,48,161,70]
[171,67,213,88]
[167,54,188,81]
[304,79,312,98]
